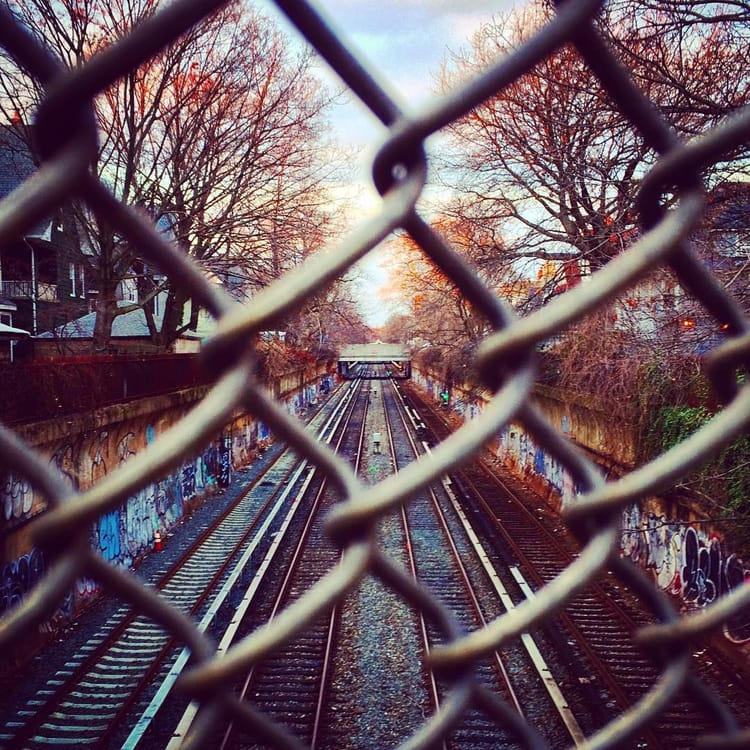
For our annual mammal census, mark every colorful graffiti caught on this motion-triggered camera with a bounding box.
[97,509,122,563]
[2,472,34,521]
[414,365,750,646]
[1,548,78,628]
[181,463,196,501]
[230,422,258,468]
[496,424,577,507]
[622,506,750,643]
[1,370,333,629]
[45,424,228,569]
[1,548,45,617]
[219,435,232,488]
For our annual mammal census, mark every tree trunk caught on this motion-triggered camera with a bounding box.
[158,287,188,350]
[92,275,118,353]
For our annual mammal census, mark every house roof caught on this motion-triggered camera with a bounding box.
[0,322,30,339]
[0,124,54,239]
[38,302,204,340]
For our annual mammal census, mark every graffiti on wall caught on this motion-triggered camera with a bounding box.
[219,434,232,488]
[498,416,750,644]
[496,424,578,507]
[41,421,228,570]
[116,431,137,464]
[97,509,121,563]
[496,409,750,644]
[2,371,333,628]
[1,472,34,521]
[124,489,157,563]
[89,430,109,484]
[622,505,750,643]
[51,441,80,490]
[0,548,45,618]
[1,547,89,627]
[231,421,259,468]
[414,366,750,646]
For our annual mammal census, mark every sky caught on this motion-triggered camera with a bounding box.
[258,0,521,326]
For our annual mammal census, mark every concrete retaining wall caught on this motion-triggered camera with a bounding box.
[412,363,750,648]
[0,361,337,633]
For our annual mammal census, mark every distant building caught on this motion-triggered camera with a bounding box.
[701,180,750,266]
[33,301,208,356]
[0,124,94,337]
[607,181,749,352]
[499,258,587,314]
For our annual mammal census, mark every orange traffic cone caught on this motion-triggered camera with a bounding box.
[154,529,163,552]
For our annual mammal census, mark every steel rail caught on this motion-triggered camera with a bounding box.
[385,378,564,747]
[389,383,525,716]
[171,379,366,748]
[390,379,586,745]
[381,399,445,747]
[5,438,305,750]
[310,378,372,749]
[57,381,358,750]
[408,383,736,748]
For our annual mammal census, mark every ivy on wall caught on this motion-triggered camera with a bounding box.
[642,401,750,547]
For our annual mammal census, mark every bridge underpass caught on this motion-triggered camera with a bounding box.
[338,343,411,379]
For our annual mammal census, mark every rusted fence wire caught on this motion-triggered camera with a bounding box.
[1,0,749,747]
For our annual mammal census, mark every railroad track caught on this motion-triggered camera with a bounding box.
[8,372,746,749]
[213,378,368,749]
[404,380,750,749]
[0,382,360,750]
[384,380,587,748]
[188,372,587,748]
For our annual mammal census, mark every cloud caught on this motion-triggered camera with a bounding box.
[316,0,519,105]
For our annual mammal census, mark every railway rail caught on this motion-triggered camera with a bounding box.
[3,372,748,749]
[403,380,750,749]
[384,379,581,748]
[209,377,368,750]
[201,372,599,747]
[0,382,360,749]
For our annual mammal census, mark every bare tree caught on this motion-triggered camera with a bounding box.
[380,224,490,382]
[1,0,336,350]
[438,0,750,276]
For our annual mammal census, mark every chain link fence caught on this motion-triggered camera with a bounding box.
[1,0,750,747]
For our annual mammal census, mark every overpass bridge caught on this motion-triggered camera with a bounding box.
[338,343,411,379]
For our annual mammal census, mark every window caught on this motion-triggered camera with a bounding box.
[69,262,76,297]
[79,265,85,298]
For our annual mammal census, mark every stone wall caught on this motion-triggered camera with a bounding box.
[1,361,337,633]
[412,363,750,648]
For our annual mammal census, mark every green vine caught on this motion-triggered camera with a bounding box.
[635,354,750,548]
[649,404,711,454]
[642,400,750,547]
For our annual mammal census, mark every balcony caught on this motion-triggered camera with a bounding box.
[0,281,58,302]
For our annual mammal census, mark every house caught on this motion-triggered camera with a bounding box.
[0,295,29,361]
[32,301,211,356]
[701,181,750,267]
[605,181,749,353]
[0,124,93,337]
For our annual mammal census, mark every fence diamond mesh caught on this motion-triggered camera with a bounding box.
[1,0,749,747]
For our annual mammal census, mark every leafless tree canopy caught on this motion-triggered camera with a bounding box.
[1,0,339,350]
[438,0,749,275]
